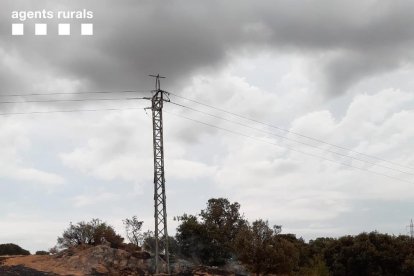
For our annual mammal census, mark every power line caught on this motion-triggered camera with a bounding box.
[168,92,414,171]
[0,90,148,98]
[165,110,413,185]
[168,101,414,177]
[1,88,411,181]
[0,97,145,105]
[0,107,145,116]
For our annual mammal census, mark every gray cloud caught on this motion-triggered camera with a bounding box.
[2,0,414,99]
[2,0,414,252]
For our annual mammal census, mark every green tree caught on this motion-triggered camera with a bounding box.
[402,253,414,275]
[142,230,178,256]
[176,198,247,266]
[141,230,156,253]
[200,198,246,265]
[175,214,210,262]
[234,219,300,275]
[320,232,414,276]
[123,216,144,247]
[35,250,50,255]
[57,218,123,249]
[0,243,30,255]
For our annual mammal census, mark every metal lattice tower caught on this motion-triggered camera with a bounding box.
[149,74,170,274]
[407,219,414,239]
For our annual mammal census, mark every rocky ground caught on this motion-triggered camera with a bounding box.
[0,245,242,276]
[0,265,58,276]
[1,245,150,276]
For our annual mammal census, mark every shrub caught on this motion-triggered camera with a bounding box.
[49,246,59,255]
[35,250,50,255]
[123,216,144,247]
[0,243,30,255]
[57,218,124,249]
[176,198,247,266]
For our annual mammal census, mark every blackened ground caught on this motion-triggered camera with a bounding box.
[0,265,58,276]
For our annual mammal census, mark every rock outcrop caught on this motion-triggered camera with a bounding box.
[2,245,151,276]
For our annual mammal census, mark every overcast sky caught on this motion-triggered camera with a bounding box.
[1,0,414,253]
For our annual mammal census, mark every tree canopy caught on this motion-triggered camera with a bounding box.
[49,198,414,276]
[0,243,30,256]
[176,198,246,265]
[57,218,124,249]
[174,198,414,275]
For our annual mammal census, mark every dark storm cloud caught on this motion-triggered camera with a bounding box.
[1,0,414,97]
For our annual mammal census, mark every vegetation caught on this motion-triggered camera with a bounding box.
[35,250,50,255]
[234,219,300,274]
[50,198,414,275]
[308,233,414,275]
[57,218,124,249]
[123,216,144,247]
[0,243,30,256]
[173,198,414,275]
[49,246,59,255]
[142,231,179,256]
[175,198,246,265]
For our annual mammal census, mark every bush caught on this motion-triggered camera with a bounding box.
[123,216,144,247]
[35,250,50,255]
[234,220,301,275]
[120,243,141,253]
[176,198,247,266]
[57,218,124,249]
[0,243,30,255]
[142,231,178,256]
[49,246,59,255]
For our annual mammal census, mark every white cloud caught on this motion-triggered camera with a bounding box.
[3,167,64,186]
[0,215,67,253]
[72,192,120,208]
[167,159,216,180]
[0,118,64,187]
[60,109,154,183]
[1,47,413,248]
[208,85,414,229]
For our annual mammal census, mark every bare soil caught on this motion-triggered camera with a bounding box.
[0,264,58,275]
[0,246,243,276]
[0,245,149,276]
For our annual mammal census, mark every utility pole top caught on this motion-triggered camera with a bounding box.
[149,74,166,91]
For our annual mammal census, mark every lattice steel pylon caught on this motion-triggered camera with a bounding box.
[407,219,414,239]
[149,74,170,274]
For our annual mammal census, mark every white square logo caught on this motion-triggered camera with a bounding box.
[12,24,24,35]
[58,24,70,35]
[81,24,93,35]
[35,24,47,35]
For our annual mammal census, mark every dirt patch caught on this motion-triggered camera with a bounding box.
[2,245,150,276]
[1,246,244,275]
[0,265,58,276]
